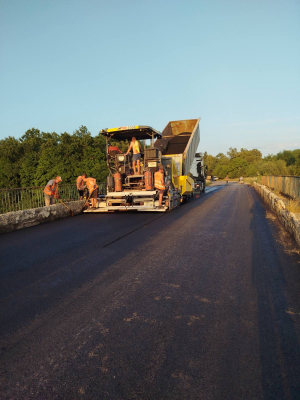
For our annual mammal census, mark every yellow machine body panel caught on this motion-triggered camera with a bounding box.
[161,155,194,196]
[178,175,194,196]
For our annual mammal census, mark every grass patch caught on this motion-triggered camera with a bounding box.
[244,176,262,185]
[286,199,300,214]
[267,188,300,214]
[244,177,256,185]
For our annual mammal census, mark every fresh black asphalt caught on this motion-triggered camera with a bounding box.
[1,183,300,399]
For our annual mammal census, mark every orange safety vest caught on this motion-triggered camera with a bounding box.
[154,171,165,190]
[108,146,122,154]
[85,178,98,191]
[43,180,58,197]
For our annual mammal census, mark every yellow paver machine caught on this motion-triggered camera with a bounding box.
[84,118,206,212]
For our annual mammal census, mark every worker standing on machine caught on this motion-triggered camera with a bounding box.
[125,137,142,175]
[43,176,62,206]
[76,173,87,200]
[154,165,165,209]
[83,177,98,209]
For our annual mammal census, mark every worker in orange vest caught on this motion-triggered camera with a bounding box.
[108,143,122,155]
[43,176,62,206]
[83,177,98,208]
[154,165,165,209]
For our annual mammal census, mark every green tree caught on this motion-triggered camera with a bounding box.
[0,137,23,188]
[255,159,289,176]
[289,150,300,175]
[211,153,230,178]
[34,134,61,186]
[204,152,218,176]
[19,152,39,187]
[276,150,296,166]
[227,147,239,159]
[239,148,262,163]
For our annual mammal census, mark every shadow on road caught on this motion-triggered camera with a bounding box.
[0,188,222,339]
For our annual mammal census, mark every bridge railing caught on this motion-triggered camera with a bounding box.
[261,176,300,200]
[0,183,106,214]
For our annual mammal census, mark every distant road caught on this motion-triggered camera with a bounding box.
[1,182,300,399]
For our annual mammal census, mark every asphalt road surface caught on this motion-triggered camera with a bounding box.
[1,182,300,400]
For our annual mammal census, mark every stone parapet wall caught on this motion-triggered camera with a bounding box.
[0,201,86,234]
[253,182,300,247]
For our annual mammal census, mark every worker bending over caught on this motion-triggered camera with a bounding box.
[125,137,142,175]
[76,173,87,200]
[43,176,62,206]
[108,143,122,155]
[83,177,98,209]
[154,165,165,209]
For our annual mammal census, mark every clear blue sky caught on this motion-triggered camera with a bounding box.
[0,0,299,156]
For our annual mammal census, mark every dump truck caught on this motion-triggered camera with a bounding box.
[155,118,203,202]
[84,118,205,212]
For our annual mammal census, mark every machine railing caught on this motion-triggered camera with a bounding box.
[261,176,300,200]
[0,183,106,214]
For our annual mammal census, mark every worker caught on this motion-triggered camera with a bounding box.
[108,143,122,155]
[225,175,229,186]
[43,176,62,206]
[76,173,87,200]
[83,177,98,209]
[125,137,142,175]
[154,165,165,209]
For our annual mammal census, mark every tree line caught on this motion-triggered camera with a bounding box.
[204,147,300,179]
[0,126,128,189]
[0,127,299,189]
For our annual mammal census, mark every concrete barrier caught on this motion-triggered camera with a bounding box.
[253,182,300,247]
[0,200,86,234]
